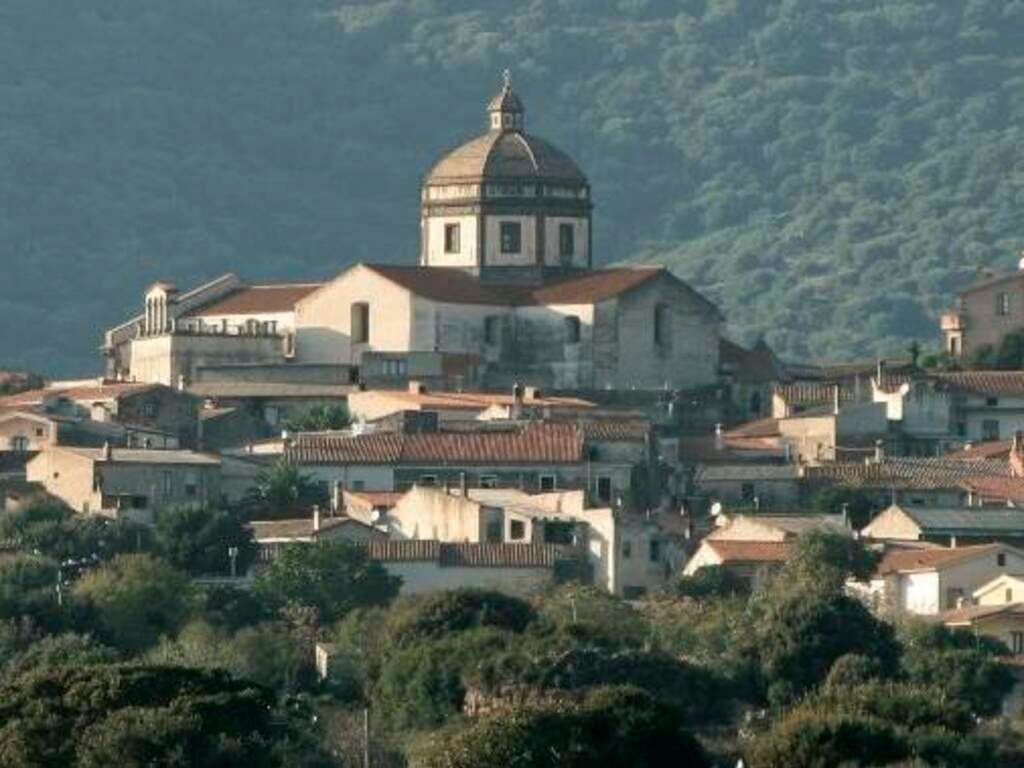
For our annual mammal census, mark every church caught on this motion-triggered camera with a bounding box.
[103,77,723,393]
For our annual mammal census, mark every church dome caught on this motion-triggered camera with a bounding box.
[425,73,588,187]
[427,130,587,185]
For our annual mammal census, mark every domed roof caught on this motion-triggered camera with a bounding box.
[426,74,587,186]
[427,130,587,185]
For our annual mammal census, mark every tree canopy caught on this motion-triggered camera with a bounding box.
[6,1,1024,372]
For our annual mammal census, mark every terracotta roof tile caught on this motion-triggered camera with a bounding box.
[364,540,567,568]
[705,540,791,564]
[579,419,651,442]
[362,265,717,311]
[287,422,585,465]
[724,417,781,439]
[806,457,1012,490]
[876,544,1002,575]
[0,381,161,408]
[249,516,376,541]
[186,284,323,317]
[959,476,1024,504]
[945,440,1012,461]
[931,371,1024,397]
[773,383,858,406]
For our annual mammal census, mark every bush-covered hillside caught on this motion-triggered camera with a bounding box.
[3,0,1024,373]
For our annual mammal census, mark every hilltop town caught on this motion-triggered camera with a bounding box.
[5,79,1024,766]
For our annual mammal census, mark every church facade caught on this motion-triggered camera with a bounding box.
[103,78,723,393]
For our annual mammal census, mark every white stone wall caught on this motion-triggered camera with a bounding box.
[542,217,589,268]
[383,562,553,596]
[425,215,479,268]
[484,215,535,266]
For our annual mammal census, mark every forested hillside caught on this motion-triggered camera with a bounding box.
[3,0,1023,373]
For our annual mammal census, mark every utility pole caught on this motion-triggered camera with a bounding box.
[363,706,370,768]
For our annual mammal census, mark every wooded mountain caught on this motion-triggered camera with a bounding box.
[3,0,1023,374]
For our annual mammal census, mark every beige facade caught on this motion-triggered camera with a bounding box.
[974,573,1024,606]
[26,446,221,524]
[942,268,1024,359]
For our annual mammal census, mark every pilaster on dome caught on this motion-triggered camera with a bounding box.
[487,70,525,132]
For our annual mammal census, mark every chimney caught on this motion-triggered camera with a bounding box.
[408,380,427,395]
[459,472,467,496]
[714,423,724,452]
[101,441,112,461]
[876,359,885,385]
[331,482,343,513]
[312,505,321,533]
[832,384,841,416]
[874,439,885,464]
[1012,432,1024,478]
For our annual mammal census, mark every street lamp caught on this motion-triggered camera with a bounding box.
[227,546,239,579]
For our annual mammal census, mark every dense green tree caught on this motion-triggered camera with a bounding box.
[254,541,400,623]
[71,554,190,651]
[155,506,256,576]
[780,529,880,593]
[246,461,329,520]
[0,664,332,767]
[675,564,748,601]
[3,632,118,679]
[411,686,709,768]
[284,404,351,432]
[388,589,536,645]
[808,487,880,529]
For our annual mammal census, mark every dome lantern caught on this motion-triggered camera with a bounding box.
[487,70,524,132]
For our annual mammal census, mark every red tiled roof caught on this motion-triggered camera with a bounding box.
[363,540,565,568]
[363,265,718,311]
[959,476,1024,504]
[945,440,1012,461]
[806,457,1012,490]
[355,389,594,411]
[932,371,1024,397]
[288,422,585,465]
[579,419,651,442]
[724,417,781,439]
[249,516,376,541]
[876,543,1001,575]
[186,284,323,317]
[0,381,162,408]
[705,540,791,564]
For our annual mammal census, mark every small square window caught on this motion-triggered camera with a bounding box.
[510,520,526,541]
[649,540,661,563]
[622,540,632,559]
[539,475,556,492]
[998,553,1007,567]
[500,222,521,254]
[480,475,498,489]
[444,223,461,254]
[418,475,438,488]
[986,397,999,407]
[596,476,612,503]
[142,402,158,418]
[983,420,1001,441]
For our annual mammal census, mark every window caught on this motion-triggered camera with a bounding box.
[142,402,158,418]
[418,475,438,488]
[1007,588,1014,603]
[500,221,521,254]
[444,223,461,254]
[1013,632,1024,655]
[484,315,500,345]
[131,495,148,509]
[351,302,370,344]
[622,540,632,559]
[986,397,999,407]
[998,553,1007,567]
[485,520,502,543]
[510,520,526,541]
[10,436,28,452]
[184,472,199,498]
[162,471,173,498]
[741,483,756,503]
[596,476,612,503]
[946,588,965,610]
[559,223,575,258]
[480,475,498,489]
[653,303,670,348]
[997,292,1011,316]
[539,475,556,492]
[544,522,575,545]
[949,336,960,356]
[565,316,581,344]
[983,419,1001,441]
[749,391,762,416]
[649,540,661,563]
[34,427,44,437]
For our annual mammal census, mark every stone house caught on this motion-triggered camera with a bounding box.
[941,603,1024,655]
[851,543,1024,616]
[378,486,672,598]
[860,504,1024,547]
[249,507,385,565]
[681,540,791,591]
[0,380,200,448]
[287,421,637,506]
[941,262,1024,360]
[25,445,221,524]
[364,539,574,597]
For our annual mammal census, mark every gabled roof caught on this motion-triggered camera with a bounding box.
[703,540,791,564]
[249,516,377,541]
[695,464,802,482]
[364,540,567,568]
[806,457,1012,490]
[941,602,1024,626]
[931,371,1024,397]
[0,381,163,408]
[959,476,1024,505]
[54,447,220,466]
[897,506,1024,535]
[709,513,849,540]
[946,440,1012,461]
[719,339,784,383]
[185,283,323,317]
[360,264,718,313]
[724,417,782,439]
[287,422,585,466]
[876,543,1004,575]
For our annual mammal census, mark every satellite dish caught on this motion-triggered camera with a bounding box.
[710,501,723,518]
